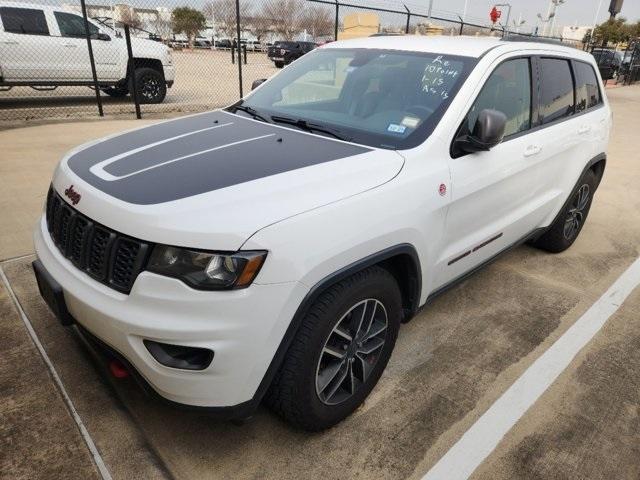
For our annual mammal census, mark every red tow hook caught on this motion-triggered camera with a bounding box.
[109,359,129,378]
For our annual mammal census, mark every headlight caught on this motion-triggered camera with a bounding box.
[147,246,267,290]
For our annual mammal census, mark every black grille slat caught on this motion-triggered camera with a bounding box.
[69,217,91,268]
[110,239,145,291]
[44,187,151,294]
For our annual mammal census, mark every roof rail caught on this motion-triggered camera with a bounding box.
[500,34,566,46]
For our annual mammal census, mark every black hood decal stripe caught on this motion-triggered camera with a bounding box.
[94,133,275,181]
[90,121,234,180]
[66,111,371,205]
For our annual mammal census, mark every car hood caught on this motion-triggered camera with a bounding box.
[53,110,404,250]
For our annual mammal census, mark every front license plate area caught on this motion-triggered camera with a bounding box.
[32,260,74,326]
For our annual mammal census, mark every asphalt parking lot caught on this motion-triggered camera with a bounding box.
[1,85,639,480]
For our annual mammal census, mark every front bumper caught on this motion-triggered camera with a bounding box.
[34,216,308,409]
[163,65,176,85]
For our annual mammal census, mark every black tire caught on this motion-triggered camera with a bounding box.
[265,266,402,431]
[532,169,597,253]
[274,61,284,69]
[131,67,166,104]
[101,85,129,97]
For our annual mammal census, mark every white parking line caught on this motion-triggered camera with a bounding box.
[422,256,640,480]
[0,266,113,480]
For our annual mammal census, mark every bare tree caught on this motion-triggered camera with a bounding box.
[248,13,272,43]
[262,0,304,41]
[203,0,250,39]
[151,16,173,40]
[298,4,333,40]
[119,8,143,30]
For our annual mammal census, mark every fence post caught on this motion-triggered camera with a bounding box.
[334,0,339,41]
[231,45,235,64]
[124,24,141,119]
[80,0,103,117]
[243,44,247,64]
[457,15,464,35]
[404,4,411,34]
[235,0,244,98]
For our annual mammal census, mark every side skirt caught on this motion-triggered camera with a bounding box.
[423,227,546,306]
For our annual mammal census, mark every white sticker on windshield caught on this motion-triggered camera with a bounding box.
[387,123,406,134]
[401,116,420,128]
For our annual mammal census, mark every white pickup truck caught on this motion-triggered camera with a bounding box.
[0,2,175,103]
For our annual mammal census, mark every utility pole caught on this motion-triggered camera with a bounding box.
[462,0,468,22]
[591,0,604,42]
[494,3,511,34]
[539,0,565,37]
[427,0,434,21]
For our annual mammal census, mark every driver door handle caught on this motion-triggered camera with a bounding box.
[524,145,542,157]
[0,40,19,45]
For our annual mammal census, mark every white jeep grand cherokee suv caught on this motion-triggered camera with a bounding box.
[33,35,611,430]
[0,2,174,103]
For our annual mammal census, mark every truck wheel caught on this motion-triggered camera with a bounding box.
[131,67,166,104]
[275,61,284,69]
[265,266,402,431]
[532,169,597,253]
[101,86,129,97]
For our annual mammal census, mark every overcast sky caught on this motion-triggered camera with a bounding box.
[390,0,640,32]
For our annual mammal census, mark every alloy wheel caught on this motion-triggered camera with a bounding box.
[563,183,590,240]
[315,298,388,405]
[140,75,161,101]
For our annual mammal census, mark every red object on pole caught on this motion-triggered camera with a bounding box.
[490,6,501,24]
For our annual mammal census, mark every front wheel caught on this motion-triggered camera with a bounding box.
[274,61,284,68]
[131,67,166,104]
[532,169,597,253]
[265,266,402,431]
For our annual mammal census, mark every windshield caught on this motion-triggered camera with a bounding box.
[237,48,476,149]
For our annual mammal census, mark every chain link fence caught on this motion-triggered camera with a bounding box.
[0,0,614,125]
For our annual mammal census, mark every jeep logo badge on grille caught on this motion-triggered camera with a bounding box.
[64,185,81,205]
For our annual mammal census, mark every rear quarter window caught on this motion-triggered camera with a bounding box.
[574,61,602,112]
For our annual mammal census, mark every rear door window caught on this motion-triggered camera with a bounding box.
[539,58,575,125]
[0,7,49,35]
[574,61,602,112]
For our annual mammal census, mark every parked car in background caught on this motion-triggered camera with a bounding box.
[591,48,623,80]
[194,39,212,49]
[267,40,316,68]
[215,38,232,50]
[34,35,609,431]
[248,40,262,52]
[0,2,174,103]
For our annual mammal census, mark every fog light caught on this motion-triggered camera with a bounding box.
[144,340,214,371]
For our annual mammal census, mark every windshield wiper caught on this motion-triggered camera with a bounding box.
[270,115,352,142]
[229,104,271,123]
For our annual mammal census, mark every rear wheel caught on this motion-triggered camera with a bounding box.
[532,169,597,253]
[274,61,284,69]
[131,67,166,104]
[265,266,402,431]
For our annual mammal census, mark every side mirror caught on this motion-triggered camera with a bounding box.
[95,32,111,41]
[251,78,267,90]
[454,109,507,155]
